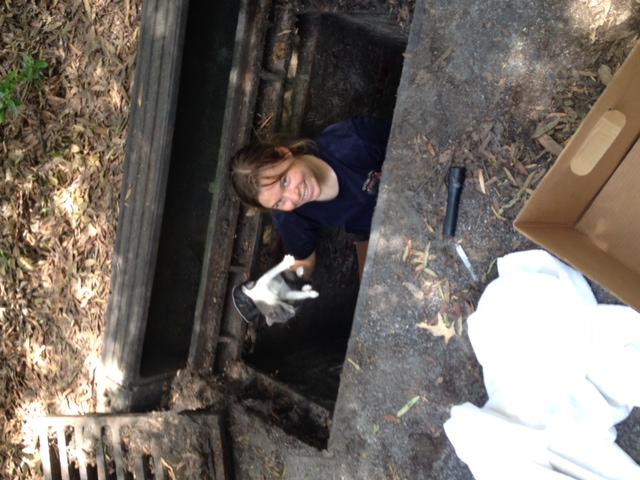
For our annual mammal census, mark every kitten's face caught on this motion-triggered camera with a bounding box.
[242,280,296,326]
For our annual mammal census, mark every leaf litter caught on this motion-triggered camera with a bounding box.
[0,1,141,477]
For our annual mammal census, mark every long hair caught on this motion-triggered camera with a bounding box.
[230,137,315,209]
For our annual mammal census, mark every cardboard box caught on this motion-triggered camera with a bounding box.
[515,41,640,311]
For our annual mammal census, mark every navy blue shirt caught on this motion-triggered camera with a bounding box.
[272,118,390,259]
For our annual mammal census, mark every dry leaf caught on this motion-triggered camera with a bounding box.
[417,313,457,344]
[537,134,564,156]
[491,205,507,221]
[532,117,560,139]
[478,169,486,194]
[347,358,361,371]
[402,239,412,262]
[598,64,613,85]
[423,268,438,278]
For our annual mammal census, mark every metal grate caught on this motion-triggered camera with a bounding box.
[36,412,227,480]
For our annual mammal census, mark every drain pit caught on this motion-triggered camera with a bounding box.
[241,11,407,413]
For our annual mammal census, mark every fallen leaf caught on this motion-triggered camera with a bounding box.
[417,313,457,344]
[532,117,560,139]
[503,167,520,187]
[537,134,563,156]
[422,242,430,269]
[478,169,486,194]
[423,267,438,278]
[402,239,412,262]
[491,205,507,221]
[440,281,450,304]
[18,256,36,272]
[396,396,421,418]
[347,358,361,371]
[598,64,613,85]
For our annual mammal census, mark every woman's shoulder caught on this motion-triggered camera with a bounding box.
[315,117,391,169]
[318,117,390,140]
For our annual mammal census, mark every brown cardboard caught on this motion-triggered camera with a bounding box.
[515,41,640,311]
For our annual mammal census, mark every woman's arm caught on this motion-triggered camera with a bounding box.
[291,251,316,279]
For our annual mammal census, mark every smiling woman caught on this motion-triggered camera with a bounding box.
[230,117,390,278]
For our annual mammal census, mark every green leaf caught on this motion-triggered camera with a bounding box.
[20,55,47,81]
[0,54,46,124]
[7,98,18,114]
[396,395,420,418]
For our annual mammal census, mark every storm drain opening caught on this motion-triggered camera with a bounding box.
[36,413,228,480]
[138,1,243,380]
[238,10,408,420]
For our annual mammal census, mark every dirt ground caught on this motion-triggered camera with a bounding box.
[0,1,140,477]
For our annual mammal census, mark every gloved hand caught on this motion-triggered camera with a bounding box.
[232,255,319,326]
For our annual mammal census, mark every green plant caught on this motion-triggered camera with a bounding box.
[0,55,47,124]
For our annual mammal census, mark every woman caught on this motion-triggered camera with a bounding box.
[230,117,390,279]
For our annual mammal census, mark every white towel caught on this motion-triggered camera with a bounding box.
[444,250,640,480]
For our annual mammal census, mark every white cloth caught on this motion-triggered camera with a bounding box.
[444,250,640,480]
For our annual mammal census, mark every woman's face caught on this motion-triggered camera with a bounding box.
[257,148,321,211]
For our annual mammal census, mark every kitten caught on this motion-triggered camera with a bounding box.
[241,255,319,326]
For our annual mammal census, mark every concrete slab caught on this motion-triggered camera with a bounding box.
[328,0,640,479]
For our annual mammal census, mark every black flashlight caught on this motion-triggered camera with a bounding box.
[443,167,466,237]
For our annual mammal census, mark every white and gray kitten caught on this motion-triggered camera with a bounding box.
[242,255,319,326]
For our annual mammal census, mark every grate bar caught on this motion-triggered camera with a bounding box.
[76,426,88,480]
[96,427,107,480]
[108,424,127,479]
[55,426,70,480]
[39,426,53,479]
